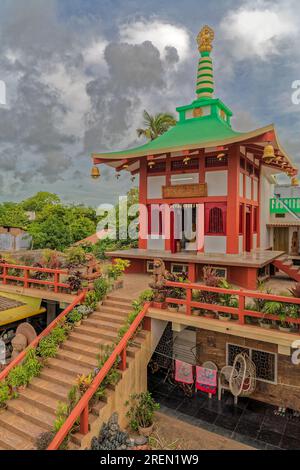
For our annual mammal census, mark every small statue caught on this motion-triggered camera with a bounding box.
[149,259,169,303]
[82,254,102,289]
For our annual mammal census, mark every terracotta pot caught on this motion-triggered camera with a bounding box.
[192,309,202,316]
[74,320,82,327]
[152,301,167,309]
[138,423,154,437]
[204,311,216,319]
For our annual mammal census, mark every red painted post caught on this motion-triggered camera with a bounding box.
[143,316,151,331]
[54,272,59,293]
[23,268,29,288]
[2,265,7,285]
[186,287,192,315]
[80,406,89,435]
[120,348,127,371]
[238,292,245,325]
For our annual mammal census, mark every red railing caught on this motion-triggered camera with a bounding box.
[165,281,300,327]
[47,302,151,450]
[0,292,86,382]
[0,263,69,293]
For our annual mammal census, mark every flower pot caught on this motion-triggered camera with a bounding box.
[192,308,202,316]
[168,305,179,313]
[279,325,292,333]
[138,423,154,437]
[259,320,272,329]
[152,301,167,309]
[218,313,231,321]
[74,320,82,327]
[204,310,217,319]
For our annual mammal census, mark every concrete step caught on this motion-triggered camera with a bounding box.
[62,339,104,358]
[0,410,43,444]
[98,306,131,317]
[46,357,92,378]
[18,388,60,414]
[0,426,35,450]
[82,318,120,332]
[106,295,133,305]
[29,377,69,401]
[91,311,124,324]
[56,348,98,369]
[40,368,75,388]
[75,325,117,342]
[7,399,54,431]
[69,330,104,347]
[102,302,133,312]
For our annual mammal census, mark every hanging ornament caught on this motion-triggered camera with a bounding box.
[217,153,226,161]
[263,143,275,163]
[183,156,191,165]
[90,166,100,179]
[148,160,155,169]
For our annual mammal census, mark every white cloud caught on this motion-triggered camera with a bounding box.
[220,7,298,59]
[119,20,191,61]
[83,39,108,66]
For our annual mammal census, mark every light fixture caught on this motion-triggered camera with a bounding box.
[263,143,275,162]
[90,166,100,179]
[148,160,155,168]
[131,176,136,182]
[183,156,191,165]
[217,153,226,161]
[123,164,129,169]
[116,172,120,179]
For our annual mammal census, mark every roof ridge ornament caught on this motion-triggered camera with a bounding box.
[197,25,215,54]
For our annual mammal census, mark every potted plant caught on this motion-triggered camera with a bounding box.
[126,391,160,437]
[167,287,183,312]
[67,271,82,294]
[67,309,82,327]
[76,305,93,320]
[217,279,238,321]
[259,301,281,329]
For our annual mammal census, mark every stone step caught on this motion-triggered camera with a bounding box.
[7,399,55,431]
[18,388,60,414]
[56,348,98,369]
[69,330,104,347]
[106,295,133,305]
[102,302,133,312]
[0,410,43,445]
[97,306,131,317]
[62,339,104,358]
[46,357,92,378]
[75,325,117,342]
[82,318,120,332]
[91,312,124,324]
[0,427,35,450]
[40,368,75,388]
[29,377,69,401]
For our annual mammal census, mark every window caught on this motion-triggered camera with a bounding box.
[275,213,285,218]
[147,161,166,173]
[240,158,245,170]
[171,263,188,275]
[205,203,227,235]
[171,158,199,171]
[227,343,277,384]
[205,155,228,168]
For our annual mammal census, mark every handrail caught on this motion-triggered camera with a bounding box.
[0,292,86,382]
[47,301,151,450]
[0,262,69,293]
[165,280,300,326]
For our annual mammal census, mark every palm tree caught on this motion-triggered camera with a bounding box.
[137,110,176,141]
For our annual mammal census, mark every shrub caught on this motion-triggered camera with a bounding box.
[65,246,86,268]
[94,277,109,301]
[37,336,58,358]
[7,365,28,388]
[126,391,160,431]
[22,349,42,381]
[106,259,130,280]
[0,382,10,407]
[76,305,93,317]
[67,309,82,324]
[84,290,98,310]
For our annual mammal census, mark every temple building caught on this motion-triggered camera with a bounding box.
[92,25,298,290]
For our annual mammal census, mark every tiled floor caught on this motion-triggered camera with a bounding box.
[148,369,300,450]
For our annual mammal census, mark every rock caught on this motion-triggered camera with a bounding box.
[134,436,148,446]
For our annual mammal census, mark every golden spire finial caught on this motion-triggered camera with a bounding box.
[197,25,215,54]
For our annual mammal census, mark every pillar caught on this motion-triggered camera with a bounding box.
[226,145,240,254]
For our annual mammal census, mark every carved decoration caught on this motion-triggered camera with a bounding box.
[197,25,215,53]
[162,183,207,199]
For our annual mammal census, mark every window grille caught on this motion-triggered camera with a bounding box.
[205,155,228,168]
[227,343,277,384]
[208,207,224,234]
[171,158,199,171]
[148,161,166,173]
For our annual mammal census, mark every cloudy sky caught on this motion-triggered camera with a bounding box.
[0,0,299,207]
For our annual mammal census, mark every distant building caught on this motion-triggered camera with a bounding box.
[0,226,32,251]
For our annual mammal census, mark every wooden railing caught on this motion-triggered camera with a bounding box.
[0,263,69,293]
[0,292,86,382]
[165,281,300,327]
[47,302,151,450]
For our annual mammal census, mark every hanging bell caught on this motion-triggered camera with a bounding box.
[217,153,226,161]
[90,166,100,179]
[263,143,275,162]
[183,156,191,165]
[148,160,155,168]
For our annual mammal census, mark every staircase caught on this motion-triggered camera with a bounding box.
[272,255,300,282]
[0,294,145,450]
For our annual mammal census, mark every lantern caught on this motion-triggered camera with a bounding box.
[183,156,191,165]
[90,166,100,179]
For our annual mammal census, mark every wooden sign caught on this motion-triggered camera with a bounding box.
[162,183,207,199]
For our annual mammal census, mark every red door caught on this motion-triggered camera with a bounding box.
[245,210,251,252]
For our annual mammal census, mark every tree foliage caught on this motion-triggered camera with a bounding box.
[137,110,176,141]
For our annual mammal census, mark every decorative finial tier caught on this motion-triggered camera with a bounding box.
[196,26,215,100]
[197,25,214,54]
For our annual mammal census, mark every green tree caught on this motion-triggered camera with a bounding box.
[22,192,60,212]
[0,202,29,228]
[137,110,176,141]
